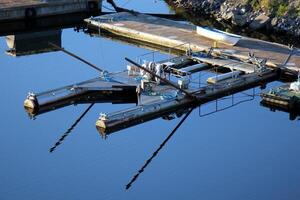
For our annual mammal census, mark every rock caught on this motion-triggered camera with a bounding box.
[249,14,271,30]
[231,13,247,26]
[296,29,300,37]
[220,3,228,14]
[271,17,278,27]
[222,10,234,20]
[165,0,300,37]
[240,4,252,14]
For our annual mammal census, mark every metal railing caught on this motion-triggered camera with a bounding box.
[136,42,192,64]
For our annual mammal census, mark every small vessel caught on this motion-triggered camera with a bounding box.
[196,26,241,46]
[261,73,300,116]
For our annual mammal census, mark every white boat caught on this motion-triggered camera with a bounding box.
[289,72,300,92]
[196,26,241,46]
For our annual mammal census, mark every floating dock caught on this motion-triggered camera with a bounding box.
[261,82,300,113]
[95,67,280,136]
[22,11,300,136]
[23,48,282,136]
[24,73,138,118]
[0,0,101,22]
[85,12,300,73]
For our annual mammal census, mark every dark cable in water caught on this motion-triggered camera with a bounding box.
[126,108,194,190]
[48,42,104,73]
[49,103,95,153]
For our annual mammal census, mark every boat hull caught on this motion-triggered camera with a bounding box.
[196,26,241,46]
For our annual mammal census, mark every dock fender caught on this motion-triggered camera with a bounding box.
[24,94,39,117]
[25,8,37,19]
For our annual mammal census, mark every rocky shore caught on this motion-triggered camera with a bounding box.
[165,0,300,37]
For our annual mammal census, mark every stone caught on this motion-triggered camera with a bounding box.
[220,3,228,13]
[166,0,300,37]
[231,13,247,26]
[271,17,278,27]
[249,13,270,30]
[221,10,234,20]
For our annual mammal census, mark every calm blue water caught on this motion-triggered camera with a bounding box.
[0,1,300,200]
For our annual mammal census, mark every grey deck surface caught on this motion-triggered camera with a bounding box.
[86,12,300,72]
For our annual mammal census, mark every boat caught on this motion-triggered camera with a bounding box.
[196,26,241,46]
[260,75,300,112]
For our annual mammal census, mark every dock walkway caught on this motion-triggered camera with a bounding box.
[0,0,44,9]
[0,0,101,22]
[85,12,300,72]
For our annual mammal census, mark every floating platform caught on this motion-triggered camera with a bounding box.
[24,50,281,136]
[261,84,300,112]
[0,0,101,22]
[24,73,139,118]
[96,68,280,136]
[85,12,300,73]
[23,54,206,117]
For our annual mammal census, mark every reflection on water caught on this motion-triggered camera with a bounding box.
[5,30,61,57]
[0,12,90,37]
[49,103,95,153]
[260,100,300,121]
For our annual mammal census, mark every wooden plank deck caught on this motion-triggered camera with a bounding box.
[0,0,44,10]
[0,0,101,22]
[85,12,300,72]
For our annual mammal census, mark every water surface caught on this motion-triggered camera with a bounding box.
[0,1,299,200]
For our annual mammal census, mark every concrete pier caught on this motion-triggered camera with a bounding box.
[85,12,300,72]
[0,0,102,22]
